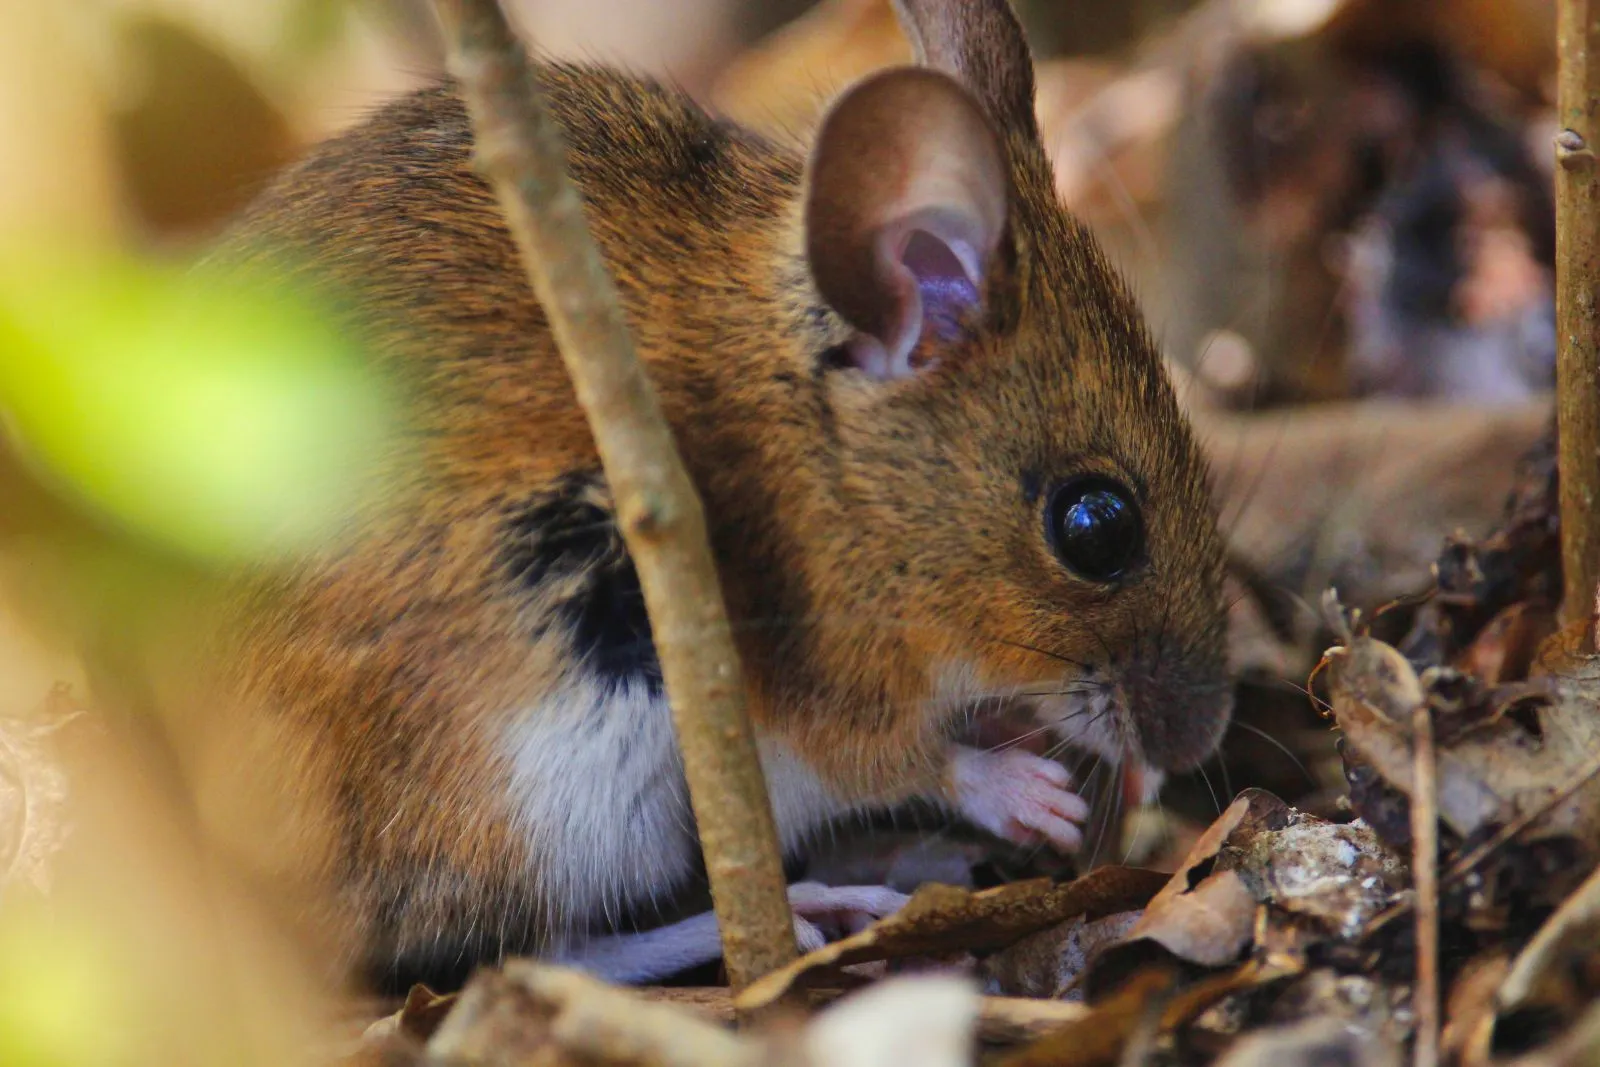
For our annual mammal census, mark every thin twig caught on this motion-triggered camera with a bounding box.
[1410,699,1439,1067]
[1555,0,1600,631]
[429,0,797,997]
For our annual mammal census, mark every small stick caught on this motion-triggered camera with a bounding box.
[1555,0,1600,632]
[1411,699,1439,1067]
[429,0,798,997]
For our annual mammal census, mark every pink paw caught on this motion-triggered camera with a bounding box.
[789,882,910,951]
[948,745,1088,852]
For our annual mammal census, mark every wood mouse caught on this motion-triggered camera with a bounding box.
[194,0,1232,991]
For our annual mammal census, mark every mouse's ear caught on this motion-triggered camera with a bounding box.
[892,0,1037,138]
[804,67,1008,381]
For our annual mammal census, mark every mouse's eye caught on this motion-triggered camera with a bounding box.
[1046,477,1143,582]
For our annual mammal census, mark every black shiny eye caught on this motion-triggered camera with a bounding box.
[1045,477,1143,582]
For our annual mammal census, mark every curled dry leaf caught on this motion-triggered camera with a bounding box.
[981,910,1143,1000]
[1128,868,1257,970]
[1333,636,1515,837]
[1093,791,1284,983]
[735,866,1168,1013]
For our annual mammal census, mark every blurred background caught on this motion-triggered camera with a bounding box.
[0,0,1566,1062]
[0,0,1561,402]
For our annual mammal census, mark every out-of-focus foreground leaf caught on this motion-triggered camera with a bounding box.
[0,244,400,565]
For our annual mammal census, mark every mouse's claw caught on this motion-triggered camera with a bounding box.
[947,744,1088,852]
[788,881,910,941]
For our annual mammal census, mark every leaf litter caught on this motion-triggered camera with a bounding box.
[5,0,1592,1064]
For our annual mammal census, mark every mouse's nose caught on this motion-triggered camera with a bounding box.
[1122,643,1233,773]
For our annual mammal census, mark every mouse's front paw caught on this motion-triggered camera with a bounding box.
[947,745,1088,852]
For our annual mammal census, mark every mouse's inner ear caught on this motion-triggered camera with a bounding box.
[803,67,1009,381]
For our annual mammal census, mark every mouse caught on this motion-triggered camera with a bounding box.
[191,0,1233,992]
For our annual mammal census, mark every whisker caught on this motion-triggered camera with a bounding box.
[1087,757,1119,870]
[1195,759,1223,817]
[984,721,1058,753]
[1258,674,1334,715]
[1016,685,1110,700]
[1230,720,1317,786]
[989,636,1097,673]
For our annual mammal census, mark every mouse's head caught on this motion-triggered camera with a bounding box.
[791,0,1230,775]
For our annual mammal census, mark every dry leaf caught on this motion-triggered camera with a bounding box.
[1461,603,1557,686]
[1332,632,1600,850]
[1128,869,1258,970]
[736,867,1168,1013]
[981,910,1143,1000]
[1104,793,1277,974]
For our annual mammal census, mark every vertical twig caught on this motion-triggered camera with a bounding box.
[1556,0,1600,632]
[1410,700,1439,1067]
[430,0,798,996]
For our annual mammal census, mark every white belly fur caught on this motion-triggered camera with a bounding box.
[501,675,848,941]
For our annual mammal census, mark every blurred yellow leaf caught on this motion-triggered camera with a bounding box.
[0,905,121,1067]
[0,245,399,564]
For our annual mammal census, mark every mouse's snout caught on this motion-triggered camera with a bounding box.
[1119,635,1234,773]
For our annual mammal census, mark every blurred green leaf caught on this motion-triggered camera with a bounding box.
[0,905,120,1067]
[0,245,399,565]
[276,0,358,63]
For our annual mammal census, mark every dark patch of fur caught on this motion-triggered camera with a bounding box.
[502,474,662,695]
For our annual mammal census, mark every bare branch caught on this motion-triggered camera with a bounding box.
[429,0,798,995]
[1411,699,1439,1067]
[1556,0,1600,632]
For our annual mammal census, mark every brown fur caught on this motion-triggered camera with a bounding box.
[197,4,1228,990]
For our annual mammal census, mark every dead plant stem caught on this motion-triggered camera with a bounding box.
[1411,699,1439,1067]
[429,0,798,999]
[1556,0,1600,632]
